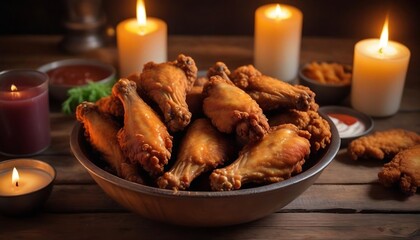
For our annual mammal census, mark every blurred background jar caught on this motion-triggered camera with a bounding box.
[60,0,107,53]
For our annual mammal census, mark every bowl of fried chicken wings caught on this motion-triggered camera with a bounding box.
[70,55,340,227]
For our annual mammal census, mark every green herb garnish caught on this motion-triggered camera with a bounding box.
[62,80,114,114]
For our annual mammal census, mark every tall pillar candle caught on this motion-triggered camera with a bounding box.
[351,20,410,117]
[254,4,302,82]
[117,0,167,77]
[0,70,51,156]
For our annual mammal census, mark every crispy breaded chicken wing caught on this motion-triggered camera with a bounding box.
[203,75,269,144]
[348,129,420,161]
[112,78,173,177]
[95,95,124,118]
[138,54,198,132]
[210,124,311,191]
[157,118,234,190]
[269,109,331,153]
[229,65,317,111]
[186,85,205,118]
[207,61,231,81]
[76,101,143,184]
[378,145,420,195]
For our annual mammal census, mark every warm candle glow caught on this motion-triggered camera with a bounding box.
[10,84,21,98]
[266,4,290,19]
[12,167,19,187]
[117,0,167,76]
[136,0,147,27]
[379,17,389,53]
[10,84,17,91]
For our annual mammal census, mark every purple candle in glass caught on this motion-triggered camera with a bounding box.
[0,69,51,156]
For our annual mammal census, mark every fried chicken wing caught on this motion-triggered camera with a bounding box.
[138,54,198,132]
[348,129,420,161]
[210,124,311,191]
[203,75,269,144]
[157,118,234,190]
[269,109,331,153]
[207,61,231,81]
[378,145,420,195]
[95,95,124,117]
[186,85,205,118]
[112,78,173,177]
[229,64,317,111]
[76,101,143,184]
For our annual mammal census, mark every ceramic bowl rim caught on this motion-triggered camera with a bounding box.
[70,112,340,198]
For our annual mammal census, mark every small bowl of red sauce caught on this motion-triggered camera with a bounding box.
[38,59,116,102]
[319,106,374,147]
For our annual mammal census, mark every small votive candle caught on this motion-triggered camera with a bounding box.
[0,69,51,156]
[351,18,410,117]
[0,159,56,216]
[117,0,167,77]
[254,4,303,82]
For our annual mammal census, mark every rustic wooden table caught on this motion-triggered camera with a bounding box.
[0,35,419,239]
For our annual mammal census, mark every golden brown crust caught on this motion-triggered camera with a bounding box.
[138,54,197,132]
[203,75,269,144]
[229,64,316,112]
[113,78,173,177]
[269,109,331,153]
[209,124,311,191]
[378,145,420,195]
[348,129,420,161]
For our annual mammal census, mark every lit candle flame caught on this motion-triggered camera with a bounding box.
[267,4,290,19]
[378,17,389,54]
[12,167,19,187]
[136,0,147,27]
[11,84,18,91]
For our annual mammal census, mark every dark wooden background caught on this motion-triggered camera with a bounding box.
[0,0,419,43]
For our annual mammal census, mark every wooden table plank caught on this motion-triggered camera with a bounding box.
[0,213,418,239]
[41,184,420,214]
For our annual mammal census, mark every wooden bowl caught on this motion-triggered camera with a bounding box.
[70,113,340,227]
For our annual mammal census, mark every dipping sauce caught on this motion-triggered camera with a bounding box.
[328,113,366,138]
[47,65,111,86]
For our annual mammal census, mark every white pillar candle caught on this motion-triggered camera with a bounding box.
[117,0,167,77]
[351,19,410,117]
[254,4,302,82]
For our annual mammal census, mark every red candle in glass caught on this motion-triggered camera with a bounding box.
[0,70,51,156]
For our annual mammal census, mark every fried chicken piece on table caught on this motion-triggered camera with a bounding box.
[202,75,269,144]
[210,124,311,191]
[378,145,420,195]
[112,78,173,177]
[229,64,317,111]
[138,54,198,132]
[348,129,420,161]
[157,118,234,190]
[76,101,143,184]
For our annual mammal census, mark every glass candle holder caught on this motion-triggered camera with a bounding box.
[0,70,51,156]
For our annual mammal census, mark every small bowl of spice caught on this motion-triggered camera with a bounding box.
[299,61,352,105]
[319,106,374,147]
[38,59,116,102]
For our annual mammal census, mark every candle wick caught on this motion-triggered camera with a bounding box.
[378,47,383,54]
[15,181,19,187]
